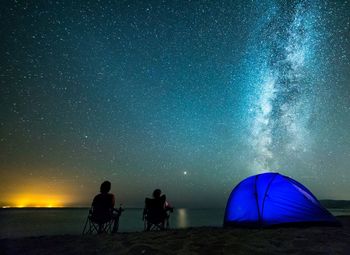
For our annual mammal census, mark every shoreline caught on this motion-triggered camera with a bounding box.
[1,216,350,254]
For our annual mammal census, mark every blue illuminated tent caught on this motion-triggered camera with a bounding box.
[224,173,338,227]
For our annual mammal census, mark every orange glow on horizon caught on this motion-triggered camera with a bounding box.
[8,194,68,208]
[1,172,92,208]
[2,205,65,208]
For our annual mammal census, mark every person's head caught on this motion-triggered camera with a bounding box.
[100,181,111,194]
[153,189,161,198]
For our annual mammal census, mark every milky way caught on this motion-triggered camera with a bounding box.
[248,1,322,173]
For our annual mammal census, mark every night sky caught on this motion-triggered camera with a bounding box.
[1,0,349,208]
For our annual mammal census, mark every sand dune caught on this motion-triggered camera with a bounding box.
[1,216,350,255]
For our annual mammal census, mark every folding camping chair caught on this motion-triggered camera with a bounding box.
[82,205,123,234]
[142,197,173,231]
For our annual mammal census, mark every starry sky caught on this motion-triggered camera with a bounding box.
[0,0,349,208]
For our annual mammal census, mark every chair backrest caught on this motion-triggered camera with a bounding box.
[92,193,114,223]
[144,195,166,223]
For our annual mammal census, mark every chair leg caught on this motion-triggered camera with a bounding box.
[83,216,119,235]
[104,222,110,233]
[83,217,96,234]
[112,216,120,233]
[166,218,169,229]
[92,222,100,234]
[82,217,89,235]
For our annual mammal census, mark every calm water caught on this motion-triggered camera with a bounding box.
[0,208,224,238]
[0,208,349,238]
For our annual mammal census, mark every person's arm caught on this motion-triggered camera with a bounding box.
[161,195,166,205]
[165,200,174,212]
[111,194,116,208]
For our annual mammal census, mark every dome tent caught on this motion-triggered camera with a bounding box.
[224,172,338,227]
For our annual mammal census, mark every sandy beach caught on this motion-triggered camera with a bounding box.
[1,216,349,255]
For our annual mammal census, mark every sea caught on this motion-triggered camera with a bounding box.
[0,208,349,239]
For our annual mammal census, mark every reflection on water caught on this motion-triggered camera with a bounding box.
[0,207,349,238]
[0,208,224,238]
[177,208,188,228]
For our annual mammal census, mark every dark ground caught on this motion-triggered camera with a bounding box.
[1,216,350,255]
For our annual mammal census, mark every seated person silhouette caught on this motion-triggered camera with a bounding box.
[91,181,120,233]
[143,189,173,231]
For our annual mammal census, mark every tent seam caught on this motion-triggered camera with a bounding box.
[284,176,331,215]
[254,175,261,225]
[260,173,278,225]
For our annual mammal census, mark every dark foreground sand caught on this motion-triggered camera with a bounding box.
[1,216,350,255]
